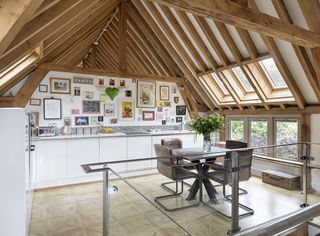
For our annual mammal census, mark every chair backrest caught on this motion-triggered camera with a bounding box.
[154,144,175,179]
[225,140,247,149]
[161,138,182,149]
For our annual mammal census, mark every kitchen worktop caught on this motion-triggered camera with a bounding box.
[32,130,197,141]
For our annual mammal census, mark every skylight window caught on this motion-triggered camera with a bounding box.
[212,73,229,94]
[260,58,287,88]
[232,67,254,92]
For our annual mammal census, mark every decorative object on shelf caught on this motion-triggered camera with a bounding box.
[125,90,132,97]
[83,91,94,99]
[137,80,156,108]
[162,120,166,125]
[90,116,98,125]
[30,112,39,127]
[119,98,135,120]
[82,100,100,114]
[75,116,89,126]
[188,114,224,152]
[142,111,155,121]
[120,80,126,87]
[62,117,72,135]
[50,78,71,94]
[160,86,170,100]
[30,98,41,106]
[176,105,186,116]
[104,103,115,116]
[98,116,104,122]
[174,96,179,104]
[43,98,62,120]
[100,93,106,102]
[98,78,104,86]
[105,87,119,100]
[110,118,117,124]
[176,117,183,123]
[64,117,72,126]
[39,84,48,93]
[109,79,115,86]
[74,77,93,85]
[71,108,80,115]
[74,87,80,96]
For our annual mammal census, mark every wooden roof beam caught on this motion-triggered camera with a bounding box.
[119,0,127,72]
[151,0,320,48]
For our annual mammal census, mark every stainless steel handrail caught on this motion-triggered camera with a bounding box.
[233,202,320,236]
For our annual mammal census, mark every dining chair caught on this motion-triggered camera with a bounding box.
[205,148,254,218]
[154,144,200,211]
[159,138,193,194]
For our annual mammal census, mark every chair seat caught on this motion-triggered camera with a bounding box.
[174,167,197,180]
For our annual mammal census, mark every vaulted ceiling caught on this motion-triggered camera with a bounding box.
[0,0,320,115]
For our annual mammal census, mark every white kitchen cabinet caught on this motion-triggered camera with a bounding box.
[127,136,152,170]
[67,139,99,178]
[100,137,128,173]
[35,140,67,182]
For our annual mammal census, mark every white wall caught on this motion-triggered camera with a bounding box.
[26,71,188,127]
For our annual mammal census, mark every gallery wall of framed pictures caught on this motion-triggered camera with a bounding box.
[26,71,189,127]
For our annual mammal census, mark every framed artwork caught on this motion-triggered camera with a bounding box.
[176,117,183,123]
[74,87,81,96]
[98,116,104,122]
[100,93,106,102]
[90,116,98,125]
[83,91,94,99]
[39,84,48,93]
[82,100,100,114]
[120,80,126,87]
[71,108,80,115]
[75,116,89,126]
[160,86,170,100]
[43,98,62,120]
[104,103,115,116]
[143,111,155,121]
[110,118,117,124]
[64,117,72,126]
[119,99,135,120]
[109,79,115,86]
[125,90,132,97]
[176,105,187,116]
[137,80,156,108]
[174,96,179,104]
[74,77,93,85]
[29,98,41,106]
[98,78,104,86]
[50,78,71,94]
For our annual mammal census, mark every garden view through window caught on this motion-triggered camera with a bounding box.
[229,119,244,141]
[249,119,268,155]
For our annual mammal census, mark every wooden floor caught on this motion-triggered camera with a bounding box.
[29,174,320,236]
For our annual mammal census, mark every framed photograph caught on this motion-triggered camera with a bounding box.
[100,93,106,102]
[160,86,170,100]
[142,111,155,121]
[120,80,126,87]
[119,98,135,120]
[176,105,187,116]
[104,103,115,116]
[75,116,89,126]
[176,117,183,123]
[137,80,156,108]
[125,90,132,97]
[74,77,93,85]
[30,98,41,106]
[109,79,115,86]
[83,91,94,99]
[43,98,62,120]
[74,87,80,96]
[82,100,100,114]
[110,118,117,124]
[90,116,98,125]
[98,116,104,122]
[71,108,80,115]
[50,78,71,94]
[39,84,48,93]
[174,96,179,104]
[98,78,104,86]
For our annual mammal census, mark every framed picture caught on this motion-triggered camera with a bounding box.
[43,98,62,120]
[104,103,115,116]
[109,79,115,86]
[142,111,155,121]
[30,98,41,106]
[119,98,135,120]
[137,80,156,108]
[75,116,89,126]
[120,80,126,87]
[110,118,117,124]
[176,105,187,116]
[90,116,98,125]
[83,91,94,99]
[74,87,80,96]
[82,100,100,114]
[74,77,93,85]
[176,117,183,123]
[98,78,104,86]
[125,90,132,97]
[98,116,104,122]
[50,78,71,94]
[71,108,80,115]
[64,117,72,126]
[160,86,170,100]
[39,84,48,93]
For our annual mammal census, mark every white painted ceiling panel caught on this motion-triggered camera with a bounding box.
[284,0,309,30]
[254,0,279,18]
[225,24,249,58]
[248,31,267,53]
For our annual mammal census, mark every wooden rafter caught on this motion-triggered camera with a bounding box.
[119,0,127,72]
[151,0,320,48]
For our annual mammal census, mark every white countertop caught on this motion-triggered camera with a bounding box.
[32,130,196,141]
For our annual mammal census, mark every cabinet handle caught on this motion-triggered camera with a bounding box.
[29,145,35,152]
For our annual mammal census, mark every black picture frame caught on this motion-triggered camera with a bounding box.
[75,116,89,126]
[176,117,183,123]
[176,105,186,116]
[43,98,62,120]
[39,84,48,93]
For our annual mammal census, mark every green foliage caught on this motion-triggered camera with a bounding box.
[230,120,244,141]
[189,114,224,140]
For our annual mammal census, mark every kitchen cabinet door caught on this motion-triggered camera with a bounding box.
[100,137,128,173]
[67,139,99,178]
[127,136,152,170]
[35,140,67,182]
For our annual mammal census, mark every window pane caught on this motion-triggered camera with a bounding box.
[261,58,287,88]
[212,73,229,94]
[249,120,268,155]
[275,119,298,159]
[229,120,244,141]
[232,67,253,91]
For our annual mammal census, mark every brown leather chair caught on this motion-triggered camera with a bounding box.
[154,144,200,211]
[205,148,254,218]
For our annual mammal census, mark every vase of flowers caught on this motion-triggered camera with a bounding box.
[189,114,224,152]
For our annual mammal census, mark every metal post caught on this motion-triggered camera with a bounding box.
[228,151,241,235]
[300,143,309,208]
[103,168,109,236]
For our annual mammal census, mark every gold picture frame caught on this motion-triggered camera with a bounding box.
[50,78,71,94]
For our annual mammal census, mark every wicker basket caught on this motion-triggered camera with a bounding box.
[262,170,300,190]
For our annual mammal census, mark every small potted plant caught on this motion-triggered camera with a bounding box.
[189,114,224,152]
